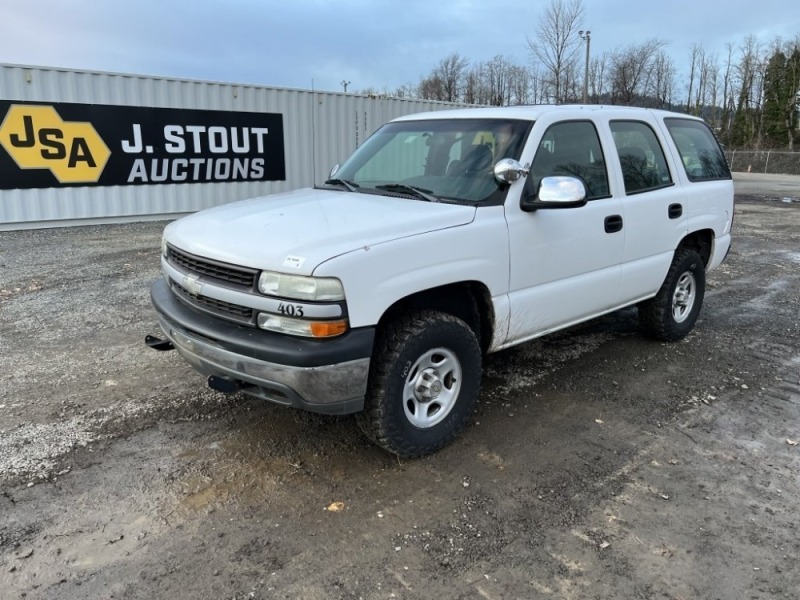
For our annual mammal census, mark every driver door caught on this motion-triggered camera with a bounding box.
[504,119,624,344]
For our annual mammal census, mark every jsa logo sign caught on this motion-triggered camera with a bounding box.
[0,105,110,183]
[0,101,285,190]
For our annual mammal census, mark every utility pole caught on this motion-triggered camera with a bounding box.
[579,30,591,104]
[341,80,351,93]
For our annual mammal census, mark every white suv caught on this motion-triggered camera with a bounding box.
[148,105,734,457]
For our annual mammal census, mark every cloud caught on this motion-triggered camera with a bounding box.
[0,0,796,95]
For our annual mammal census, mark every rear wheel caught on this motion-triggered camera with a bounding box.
[357,310,482,457]
[639,248,705,341]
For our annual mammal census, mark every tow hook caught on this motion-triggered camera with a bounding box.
[207,375,241,394]
[145,334,175,351]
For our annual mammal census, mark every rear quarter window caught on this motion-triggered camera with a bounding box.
[664,118,731,182]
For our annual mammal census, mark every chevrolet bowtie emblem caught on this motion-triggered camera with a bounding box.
[182,274,202,296]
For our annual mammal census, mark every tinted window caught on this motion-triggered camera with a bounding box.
[529,121,609,200]
[610,121,672,194]
[664,118,731,181]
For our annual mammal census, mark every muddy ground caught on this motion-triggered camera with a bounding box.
[1,179,799,599]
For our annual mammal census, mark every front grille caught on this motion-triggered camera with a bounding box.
[170,280,254,324]
[167,245,258,289]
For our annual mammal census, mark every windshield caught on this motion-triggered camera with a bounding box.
[332,118,532,204]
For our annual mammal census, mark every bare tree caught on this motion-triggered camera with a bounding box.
[485,55,512,106]
[393,83,415,99]
[417,74,445,101]
[417,53,469,102]
[609,39,665,105]
[461,62,490,105]
[509,64,533,105]
[528,66,547,104]
[445,56,535,106]
[686,43,703,113]
[527,0,584,103]
[701,53,721,124]
[438,53,470,102]
[720,43,736,138]
[588,52,609,102]
[731,35,765,147]
[692,46,708,114]
[651,50,676,108]
[463,68,481,104]
[407,22,796,149]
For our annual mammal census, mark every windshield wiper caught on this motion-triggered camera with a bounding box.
[324,178,359,192]
[375,183,440,203]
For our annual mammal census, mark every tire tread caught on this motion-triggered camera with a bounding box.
[639,248,705,342]
[356,310,481,457]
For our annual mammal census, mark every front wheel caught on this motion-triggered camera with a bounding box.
[357,310,482,457]
[639,248,706,341]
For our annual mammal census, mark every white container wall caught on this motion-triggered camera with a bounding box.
[0,64,468,229]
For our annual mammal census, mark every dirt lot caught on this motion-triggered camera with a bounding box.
[1,180,799,599]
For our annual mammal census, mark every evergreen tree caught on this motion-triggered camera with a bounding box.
[786,46,800,150]
[762,50,788,148]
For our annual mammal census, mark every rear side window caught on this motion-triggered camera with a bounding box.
[529,121,610,200]
[664,118,731,181]
[610,121,672,194]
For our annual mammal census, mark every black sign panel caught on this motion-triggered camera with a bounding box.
[0,101,285,189]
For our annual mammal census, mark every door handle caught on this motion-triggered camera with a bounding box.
[604,214,623,233]
[668,203,683,219]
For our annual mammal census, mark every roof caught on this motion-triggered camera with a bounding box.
[391,104,701,123]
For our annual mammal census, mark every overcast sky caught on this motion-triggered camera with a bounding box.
[1,0,798,95]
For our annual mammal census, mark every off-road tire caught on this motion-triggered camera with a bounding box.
[639,248,705,342]
[357,310,482,457]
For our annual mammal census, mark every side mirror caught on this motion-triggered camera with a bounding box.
[493,158,529,184]
[329,164,341,178]
[520,176,587,212]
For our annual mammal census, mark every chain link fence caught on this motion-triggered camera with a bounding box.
[726,150,800,175]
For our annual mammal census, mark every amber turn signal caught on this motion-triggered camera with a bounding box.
[310,320,349,338]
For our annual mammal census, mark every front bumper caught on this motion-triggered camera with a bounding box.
[150,279,374,414]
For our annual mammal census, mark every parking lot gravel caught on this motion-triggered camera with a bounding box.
[1,180,799,599]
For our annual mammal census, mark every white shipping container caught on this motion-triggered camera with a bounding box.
[0,64,468,229]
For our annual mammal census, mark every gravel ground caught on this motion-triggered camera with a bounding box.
[1,181,799,599]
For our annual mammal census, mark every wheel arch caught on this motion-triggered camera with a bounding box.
[377,281,494,354]
[677,229,714,267]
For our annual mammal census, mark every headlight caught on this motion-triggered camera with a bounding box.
[161,236,168,257]
[258,272,345,301]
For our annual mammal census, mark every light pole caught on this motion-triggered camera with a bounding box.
[341,80,351,93]
[579,30,591,104]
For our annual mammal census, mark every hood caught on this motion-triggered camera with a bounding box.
[165,187,476,275]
